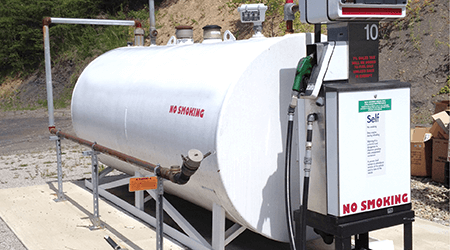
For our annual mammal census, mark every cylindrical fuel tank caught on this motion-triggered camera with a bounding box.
[72,33,312,242]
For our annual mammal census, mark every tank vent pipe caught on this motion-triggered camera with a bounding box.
[149,0,157,45]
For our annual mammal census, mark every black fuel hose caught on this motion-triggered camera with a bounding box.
[285,113,297,250]
[299,113,317,250]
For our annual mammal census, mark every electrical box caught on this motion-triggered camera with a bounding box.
[299,0,408,24]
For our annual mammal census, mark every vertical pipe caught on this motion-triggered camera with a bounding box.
[135,171,144,210]
[156,174,164,250]
[55,138,65,201]
[149,0,157,45]
[314,24,321,43]
[43,24,55,129]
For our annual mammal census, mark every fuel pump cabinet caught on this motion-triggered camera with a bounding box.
[295,81,414,250]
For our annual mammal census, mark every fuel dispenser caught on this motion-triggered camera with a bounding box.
[287,1,415,249]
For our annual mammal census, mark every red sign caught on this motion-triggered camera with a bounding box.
[342,193,409,215]
[129,177,158,192]
[342,8,402,16]
[169,105,205,118]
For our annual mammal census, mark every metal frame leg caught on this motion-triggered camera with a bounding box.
[404,222,413,250]
[355,233,369,250]
[51,136,66,202]
[156,175,164,250]
[135,171,144,211]
[335,236,352,250]
[212,203,225,250]
[83,150,104,230]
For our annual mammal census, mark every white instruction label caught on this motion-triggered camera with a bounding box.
[366,112,386,177]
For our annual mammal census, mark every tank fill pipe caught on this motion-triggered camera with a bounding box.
[49,128,208,184]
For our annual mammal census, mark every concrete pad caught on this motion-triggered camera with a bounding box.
[370,218,449,250]
[0,182,183,250]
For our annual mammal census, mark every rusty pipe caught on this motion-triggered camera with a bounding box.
[49,128,205,184]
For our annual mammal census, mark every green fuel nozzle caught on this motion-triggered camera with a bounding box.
[292,56,313,93]
[289,56,314,114]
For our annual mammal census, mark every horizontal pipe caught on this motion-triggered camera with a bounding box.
[49,128,164,177]
[49,17,136,26]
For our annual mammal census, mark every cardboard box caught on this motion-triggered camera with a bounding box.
[432,138,449,183]
[430,111,449,140]
[429,122,449,140]
[411,127,432,176]
[435,100,450,114]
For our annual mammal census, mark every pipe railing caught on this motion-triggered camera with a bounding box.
[42,17,141,130]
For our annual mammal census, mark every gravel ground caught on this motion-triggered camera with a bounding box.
[411,176,450,226]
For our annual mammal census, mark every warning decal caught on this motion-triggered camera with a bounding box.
[359,99,391,113]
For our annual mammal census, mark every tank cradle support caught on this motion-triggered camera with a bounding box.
[85,170,246,250]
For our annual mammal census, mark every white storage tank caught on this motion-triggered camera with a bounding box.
[71,33,312,242]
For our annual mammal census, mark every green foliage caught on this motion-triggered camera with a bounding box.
[437,76,450,95]
[0,0,151,82]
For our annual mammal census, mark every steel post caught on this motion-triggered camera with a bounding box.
[43,25,55,128]
[135,171,144,211]
[149,0,157,45]
[50,136,65,202]
[83,150,104,230]
[212,203,225,250]
[156,173,164,250]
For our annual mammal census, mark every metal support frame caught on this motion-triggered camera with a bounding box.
[83,150,104,230]
[135,171,145,211]
[84,172,246,250]
[50,135,66,202]
[295,206,414,250]
[156,175,164,250]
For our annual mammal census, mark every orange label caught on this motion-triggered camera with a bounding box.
[129,177,158,192]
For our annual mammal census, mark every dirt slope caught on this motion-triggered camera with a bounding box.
[379,0,450,124]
